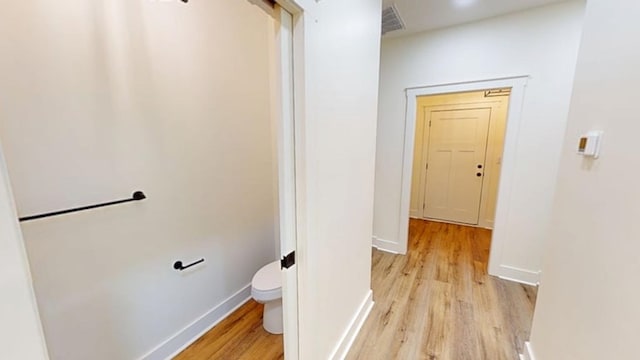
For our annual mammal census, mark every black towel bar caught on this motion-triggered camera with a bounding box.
[18,191,147,222]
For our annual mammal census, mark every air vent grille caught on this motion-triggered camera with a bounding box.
[382,5,405,35]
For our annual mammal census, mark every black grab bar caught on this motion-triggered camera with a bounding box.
[18,191,147,222]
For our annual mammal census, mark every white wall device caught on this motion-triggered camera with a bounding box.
[577,131,602,158]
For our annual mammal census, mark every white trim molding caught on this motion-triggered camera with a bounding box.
[139,284,252,360]
[397,76,530,276]
[372,236,401,254]
[272,5,301,360]
[329,290,374,360]
[497,265,541,286]
[520,341,537,360]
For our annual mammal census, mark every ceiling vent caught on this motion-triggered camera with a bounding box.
[382,5,405,36]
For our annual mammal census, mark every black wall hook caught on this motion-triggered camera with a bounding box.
[174,258,205,271]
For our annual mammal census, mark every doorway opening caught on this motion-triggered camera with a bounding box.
[409,89,510,229]
[0,0,304,359]
[176,3,302,360]
[397,76,533,285]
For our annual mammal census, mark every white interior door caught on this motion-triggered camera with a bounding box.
[422,108,491,225]
[275,6,299,360]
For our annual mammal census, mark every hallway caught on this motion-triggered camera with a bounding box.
[174,219,536,359]
[348,219,537,360]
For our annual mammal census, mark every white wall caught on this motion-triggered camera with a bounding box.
[0,145,49,360]
[373,1,585,279]
[526,0,640,358]
[291,0,382,358]
[0,1,277,359]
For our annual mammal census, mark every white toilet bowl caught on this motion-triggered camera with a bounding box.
[251,261,283,334]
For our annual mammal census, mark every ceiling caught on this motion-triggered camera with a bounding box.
[382,0,568,37]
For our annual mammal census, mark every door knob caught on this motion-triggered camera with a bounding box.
[476,172,483,177]
[477,164,483,169]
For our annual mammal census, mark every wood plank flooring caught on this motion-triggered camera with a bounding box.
[347,219,537,360]
[175,219,536,360]
[174,300,283,360]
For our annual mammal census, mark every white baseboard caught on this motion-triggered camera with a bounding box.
[372,236,400,254]
[520,341,536,360]
[139,284,252,360]
[478,219,494,230]
[329,290,374,360]
[495,265,540,286]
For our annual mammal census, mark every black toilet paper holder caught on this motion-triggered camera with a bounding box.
[173,258,205,271]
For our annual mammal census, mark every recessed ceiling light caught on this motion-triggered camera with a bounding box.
[452,0,477,8]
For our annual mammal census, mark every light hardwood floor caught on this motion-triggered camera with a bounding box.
[175,219,536,360]
[347,219,537,360]
[174,300,284,360]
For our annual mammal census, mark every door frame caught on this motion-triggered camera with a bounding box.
[398,76,528,279]
[273,3,298,360]
[272,1,305,359]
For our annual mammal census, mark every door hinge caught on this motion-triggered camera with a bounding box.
[426,163,429,170]
[281,251,296,269]
[429,120,432,127]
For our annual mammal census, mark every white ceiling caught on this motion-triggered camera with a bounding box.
[382,0,568,37]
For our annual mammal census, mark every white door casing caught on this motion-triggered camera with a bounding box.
[397,77,529,284]
[274,5,299,360]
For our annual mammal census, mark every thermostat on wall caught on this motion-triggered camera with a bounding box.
[577,131,602,158]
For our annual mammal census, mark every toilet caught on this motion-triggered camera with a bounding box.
[251,261,283,334]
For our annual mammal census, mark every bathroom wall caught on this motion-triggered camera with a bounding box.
[373,1,585,281]
[0,1,277,359]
